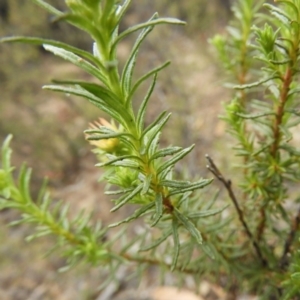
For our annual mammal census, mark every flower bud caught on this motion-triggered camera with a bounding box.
[85,118,120,153]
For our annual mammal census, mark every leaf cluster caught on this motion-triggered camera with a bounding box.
[212,0,300,297]
[0,0,227,280]
[0,135,111,269]
[1,0,300,298]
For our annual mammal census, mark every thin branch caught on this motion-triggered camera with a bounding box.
[205,154,268,268]
[279,206,300,269]
[270,66,292,157]
[256,207,266,241]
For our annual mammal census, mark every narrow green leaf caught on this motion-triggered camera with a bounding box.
[18,165,32,203]
[0,189,11,201]
[59,203,70,222]
[43,85,125,126]
[110,160,140,169]
[130,61,171,98]
[121,14,157,99]
[139,229,172,252]
[141,113,171,155]
[96,154,142,168]
[115,0,132,27]
[106,153,142,164]
[43,45,108,85]
[1,135,13,173]
[279,125,292,141]
[54,13,105,48]
[160,179,192,189]
[32,0,63,16]
[142,111,168,139]
[188,205,229,219]
[58,81,133,123]
[141,174,153,195]
[167,180,213,196]
[105,187,134,195]
[158,166,173,183]
[252,141,273,156]
[149,146,182,162]
[40,194,52,212]
[63,79,119,104]
[84,126,117,135]
[37,178,49,204]
[108,202,155,228]
[288,88,300,97]
[136,74,158,135]
[263,4,291,26]
[270,11,292,26]
[275,41,290,56]
[151,193,163,227]
[291,272,300,279]
[269,58,291,65]
[148,131,161,157]
[120,234,143,256]
[113,18,186,46]
[111,184,143,212]
[174,208,202,244]
[206,217,233,233]
[171,218,180,271]
[102,0,117,26]
[200,243,215,260]
[87,132,125,140]
[235,111,275,119]
[180,242,194,271]
[233,75,279,90]
[26,229,52,242]
[0,37,106,73]
[276,1,299,16]
[85,127,137,150]
[157,145,195,176]
[176,192,192,209]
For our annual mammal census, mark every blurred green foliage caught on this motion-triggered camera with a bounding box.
[0,0,229,187]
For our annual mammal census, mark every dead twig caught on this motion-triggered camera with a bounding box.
[205,154,268,268]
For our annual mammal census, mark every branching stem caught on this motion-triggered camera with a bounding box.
[205,155,268,267]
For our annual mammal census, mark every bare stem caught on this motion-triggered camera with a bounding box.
[205,154,268,267]
[256,207,266,241]
[279,206,300,269]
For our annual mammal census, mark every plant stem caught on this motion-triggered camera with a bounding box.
[256,207,266,241]
[279,206,300,269]
[205,155,268,267]
[271,67,293,157]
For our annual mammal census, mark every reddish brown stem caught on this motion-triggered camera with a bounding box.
[256,208,266,241]
[256,68,293,243]
[163,196,174,213]
[270,68,292,157]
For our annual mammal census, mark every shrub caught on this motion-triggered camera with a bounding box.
[1,0,300,298]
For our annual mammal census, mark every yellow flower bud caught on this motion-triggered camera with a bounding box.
[85,118,119,152]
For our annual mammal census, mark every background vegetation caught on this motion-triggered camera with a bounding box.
[0,1,282,299]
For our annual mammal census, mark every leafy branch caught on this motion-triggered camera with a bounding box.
[0,0,221,273]
[1,0,300,298]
